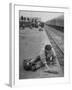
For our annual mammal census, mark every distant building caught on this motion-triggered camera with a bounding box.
[19,16,42,29]
[19,16,41,22]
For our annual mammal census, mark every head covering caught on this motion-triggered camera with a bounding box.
[45,44,52,51]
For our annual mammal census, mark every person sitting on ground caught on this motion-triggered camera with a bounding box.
[39,44,57,71]
[45,44,56,64]
[30,44,57,72]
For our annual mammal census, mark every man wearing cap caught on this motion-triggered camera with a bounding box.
[30,44,57,72]
[39,44,56,71]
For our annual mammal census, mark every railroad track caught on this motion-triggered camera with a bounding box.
[45,27,64,69]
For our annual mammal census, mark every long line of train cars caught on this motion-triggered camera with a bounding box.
[46,15,64,32]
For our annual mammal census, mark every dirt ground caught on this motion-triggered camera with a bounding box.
[19,27,64,79]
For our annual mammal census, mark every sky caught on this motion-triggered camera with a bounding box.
[19,10,64,22]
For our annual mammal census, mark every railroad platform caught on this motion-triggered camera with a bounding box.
[19,27,63,79]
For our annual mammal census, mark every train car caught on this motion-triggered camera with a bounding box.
[46,15,64,32]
